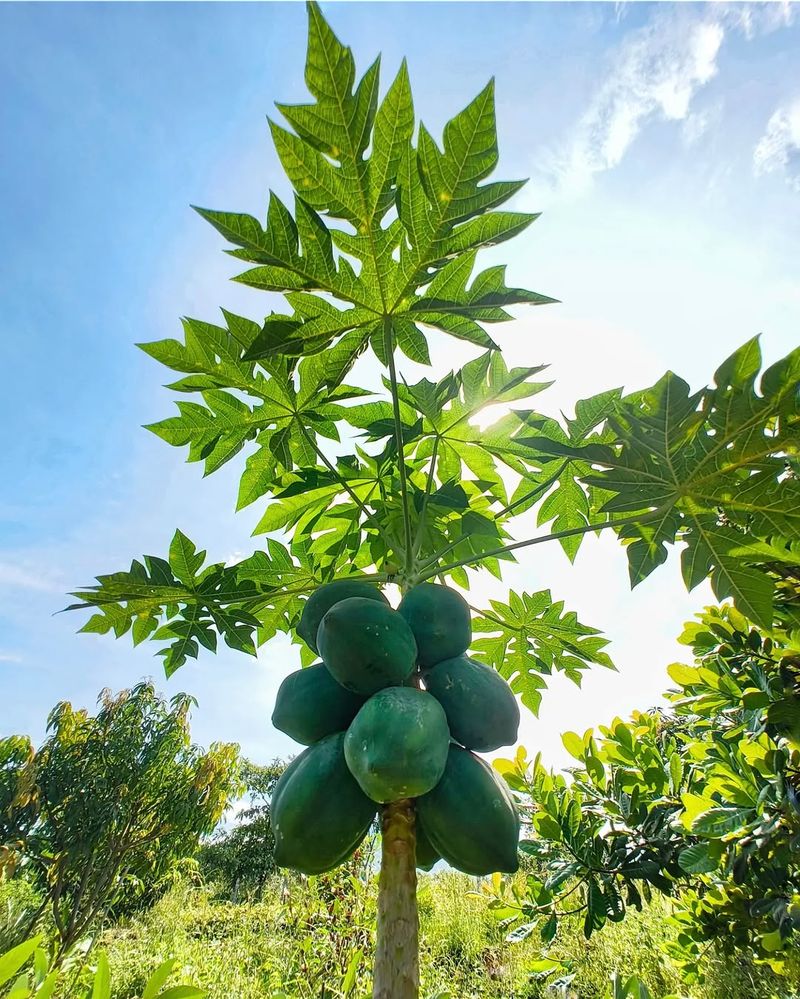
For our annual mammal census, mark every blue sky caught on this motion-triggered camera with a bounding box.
[1,2,798,771]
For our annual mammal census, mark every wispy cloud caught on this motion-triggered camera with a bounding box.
[0,652,23,664]
[723,1,795,39]
[539,3,795,200]
[542,12,723,199]
[754,97,800,192]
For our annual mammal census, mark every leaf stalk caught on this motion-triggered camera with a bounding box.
[418,508,669,580]
[383,315,415,573]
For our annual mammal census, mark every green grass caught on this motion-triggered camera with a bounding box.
[0,877,48,953]
[3,872,798,998]
[99,873,543,999]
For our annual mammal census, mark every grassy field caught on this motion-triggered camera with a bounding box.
[3,869,797,998]
[96,874,793,999]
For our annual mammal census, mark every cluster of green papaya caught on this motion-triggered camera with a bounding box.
[270,579,521,877]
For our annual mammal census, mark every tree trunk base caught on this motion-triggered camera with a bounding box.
[372,798,419,999]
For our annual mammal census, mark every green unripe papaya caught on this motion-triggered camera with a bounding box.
[271,733,377,875]
[344,687,450,803]
[297,579,389,653]
[272,663,366,746]
[415,820,440,871]
[318,597,417,695]
[417,745,519,876]
[398,583,471,668]
[424,654,520,752]
[269,751,302,818]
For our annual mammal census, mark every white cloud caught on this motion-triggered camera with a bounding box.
[0,653,23,664]
[542,12,724,199]
[754,97,800,192]
[539,1,796,201]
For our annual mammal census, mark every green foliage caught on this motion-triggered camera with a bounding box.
[492,598,800,982]
[61,0,797,703]
[0,879,46,955]
[100,859,381,999]
[0,740,37,880]
[471,589,614,715]
[0,936,205,999]
[493,716,689,942]
[8,869,795,998]
[0,684,241,958]
[43,877,790,999]
[96,872,542,998]
[661,605,800,980]
[50,0,775,685]
[521,338,800,627]
[198,760,286,902]
[66,534,310,676]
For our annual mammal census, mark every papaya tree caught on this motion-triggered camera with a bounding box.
[67,3,800,996]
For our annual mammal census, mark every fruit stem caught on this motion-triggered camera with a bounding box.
[373,798,419,999]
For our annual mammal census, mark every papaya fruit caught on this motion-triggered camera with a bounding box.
[297,579,388,653]
[416,745,519,876]
[269,750,302,818]
[424,654,520,752]
[271,733,377,875]
[415,819,440,871]
[398,583,471,667]
[344,687,450,803]
[317,597,417,695]
[272,663,366,746]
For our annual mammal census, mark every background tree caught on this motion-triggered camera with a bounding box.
[0,682,241,961]
[66,3,799,996]
[0,738,37,882]
[198,758,285,902]
[491,586,800,985]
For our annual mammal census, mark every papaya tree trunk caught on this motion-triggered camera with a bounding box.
[373,798,419,999]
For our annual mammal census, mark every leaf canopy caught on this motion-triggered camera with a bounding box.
[66,3,799,723]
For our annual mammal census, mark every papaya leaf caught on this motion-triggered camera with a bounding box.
[65,534,321,675]
[471,589,614,715]
[143,336,372,493]
[519,339,800,626]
